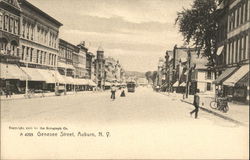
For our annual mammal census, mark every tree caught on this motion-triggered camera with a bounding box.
[175,0,219,67]
[151,71,158,85]
[145,71,152,82]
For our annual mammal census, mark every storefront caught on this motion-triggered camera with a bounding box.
[0,63,28,94]
[223,65,249,102]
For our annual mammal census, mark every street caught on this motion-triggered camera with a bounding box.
[1,87,249,159]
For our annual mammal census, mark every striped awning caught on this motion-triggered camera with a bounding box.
[20,67,45,81]
[63,76,75,84]
[87,79,97,86]
[172,81,178,87]
[104,82,112,86]
[0,63,28,80]
[213,67,238,85]
[37,69,56,83]
[224,65,249,86]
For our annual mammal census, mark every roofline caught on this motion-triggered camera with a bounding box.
[19,0,63,26]
[59,38,78,49]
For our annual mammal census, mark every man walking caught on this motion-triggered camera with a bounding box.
[190,92,200,119]
[110,85,116,100]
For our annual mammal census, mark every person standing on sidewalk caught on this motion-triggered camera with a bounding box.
[110,85,116,100]
[190,92,200,119]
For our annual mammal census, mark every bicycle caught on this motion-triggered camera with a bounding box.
[210,97,229,113]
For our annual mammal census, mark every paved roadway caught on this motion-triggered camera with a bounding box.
[1,87,249,159]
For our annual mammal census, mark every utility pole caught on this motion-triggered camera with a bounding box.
[186,48,191,98]
[165,51,169,92]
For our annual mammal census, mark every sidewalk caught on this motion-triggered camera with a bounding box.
[0,90,103,101]
[161,92,249,126]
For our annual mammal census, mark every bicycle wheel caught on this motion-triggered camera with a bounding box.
[222,105,229,113]
[210,101,217,109]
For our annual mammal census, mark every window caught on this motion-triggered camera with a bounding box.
[207,83,211,91]
[36,50,39,63]
[235,38,239,63]
[236,8,239,27]
[49,53,51,65]
[30,48,33,62]
[4,15,8,31]
[14,19,18,34]
[44,52,46,64]
[22,22,25,37]
[37,27,40,42]
[245,0,248,22]
[26,47,29,61]
[40,51,43,64]
[0,12,3,29]
[207,71,212,79]
[26,24,29,39]
[31,25,34,40]
[9,17,13,33]
[241,3,244,24]
[21,46,25,60]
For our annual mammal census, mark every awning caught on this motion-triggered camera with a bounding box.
[58,62,75,70]
[223,65,249,86]
[37,69,56,83]
[216,46,224,56]
[57,62,67,68]
[180,82,186,87]
[0,63,28,80]
[104,82,111,86]
[237,73,249,86]
[87,79,97,86]
[173,81,178,87]
[63,76,75,84]
[20,67,45,81]
[75,78,88,85]
[52,71,66,84]
[213,67,238,85]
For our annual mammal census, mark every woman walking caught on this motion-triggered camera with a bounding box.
[120,87,126,97]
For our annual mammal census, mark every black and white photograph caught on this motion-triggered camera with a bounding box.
[0,0,249,159]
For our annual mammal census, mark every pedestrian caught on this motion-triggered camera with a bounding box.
[120,87,126,97]
[110,85,116,100]
[190,92,200,119]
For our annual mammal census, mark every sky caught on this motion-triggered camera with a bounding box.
[28,0,193,72]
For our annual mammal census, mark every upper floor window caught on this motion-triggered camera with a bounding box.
[207,70,212,80]
[4,15,8,31]
[14,19,18,34]
[207,83,212,91]
[245,0,248,22]
[0,12,3,29]
[9,17,13,33]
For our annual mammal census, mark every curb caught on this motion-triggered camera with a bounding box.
[0,91,96,101]
[180,99,247,126]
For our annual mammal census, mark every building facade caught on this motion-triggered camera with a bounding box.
[76,41,88,79]
[0,0,22,95]
[86,51,94,79]
[214,0,249,102]
[58,38,76,91]
[94,46,105,89]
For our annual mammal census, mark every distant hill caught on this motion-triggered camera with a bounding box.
[125,71,145,79]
